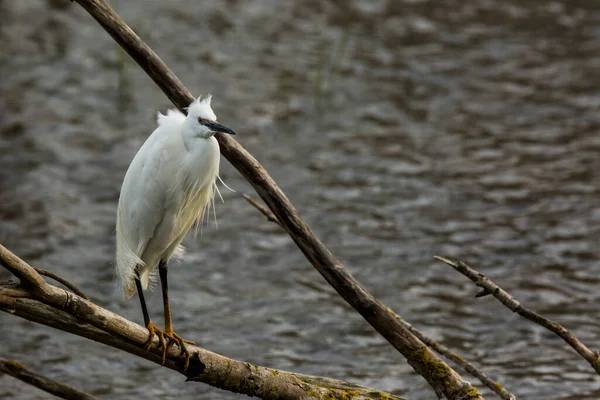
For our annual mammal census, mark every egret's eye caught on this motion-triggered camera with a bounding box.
[197,117,206,125]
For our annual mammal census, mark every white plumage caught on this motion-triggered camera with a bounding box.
[115,95,233,298]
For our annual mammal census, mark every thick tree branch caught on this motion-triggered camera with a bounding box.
[69,1,481,398]
[0,245,401,400]
[243,193,516,399]
[0,357,99,400]
[435,256,600,375]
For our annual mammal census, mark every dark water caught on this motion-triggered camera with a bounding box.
[1,1,599,399]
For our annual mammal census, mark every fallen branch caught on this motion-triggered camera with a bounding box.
[0,244,401,400]
[0,357,99,400]
[435,256,600,375]
[71,1,481,398]
[243,193,516,400]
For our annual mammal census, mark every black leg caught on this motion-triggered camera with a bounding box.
[135,269,150,326]
[137,268,167,357]
[158,260,173,332]
[158,259,194,371]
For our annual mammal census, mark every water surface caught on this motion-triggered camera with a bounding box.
[1,1,599,399]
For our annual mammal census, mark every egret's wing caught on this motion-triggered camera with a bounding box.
[120,132,172,256]
[116,127,178,294]
[116,110,188,297]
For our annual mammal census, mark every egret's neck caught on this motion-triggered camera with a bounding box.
[181,135,220,190]
[182,118,209,149]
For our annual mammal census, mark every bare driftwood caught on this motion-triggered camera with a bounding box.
[435,256,600,375]
[0,244,403,400]
[244,193,517,400]
[0,357,99,400]
[70,1,482,398]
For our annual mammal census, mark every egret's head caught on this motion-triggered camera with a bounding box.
[183,95,236,139]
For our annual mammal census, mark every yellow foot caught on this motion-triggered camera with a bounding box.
[144,320,166,353]
[142,320,194,371]
[164,329,195,371]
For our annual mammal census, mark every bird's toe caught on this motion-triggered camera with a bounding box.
[143,320,168,365]
[163,330,193,371]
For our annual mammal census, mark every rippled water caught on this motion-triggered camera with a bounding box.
[1,1,599,399]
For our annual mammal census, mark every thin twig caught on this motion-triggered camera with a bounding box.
[0,357,99,400]
[435,256,600,375]
[71,1,481,398]
[242,193,282,227]
[34,268,89,300]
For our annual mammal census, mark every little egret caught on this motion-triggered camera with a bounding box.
[115,95,235,370]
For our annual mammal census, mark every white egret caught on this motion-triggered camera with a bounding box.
[115,95,235,370]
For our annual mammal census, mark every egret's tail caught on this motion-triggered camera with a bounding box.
[120,265,152,299]
[123,280,137,299]
[124,265,158,298]
[115,244,144,299]
[124,245,186,298]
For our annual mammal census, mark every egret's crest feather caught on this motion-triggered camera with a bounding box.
[186,94,217,121]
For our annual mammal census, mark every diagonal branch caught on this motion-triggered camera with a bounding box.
[435,256,600,375]
[0,357,99,400]
[243,193,516,400]
[70,1,481,398]
[0,249,403,400]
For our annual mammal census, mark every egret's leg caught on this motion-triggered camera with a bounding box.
[158,260,195,371]
[135,273,151,327]
[135,270,165,358]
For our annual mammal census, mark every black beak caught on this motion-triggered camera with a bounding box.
[205,121,236,135]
